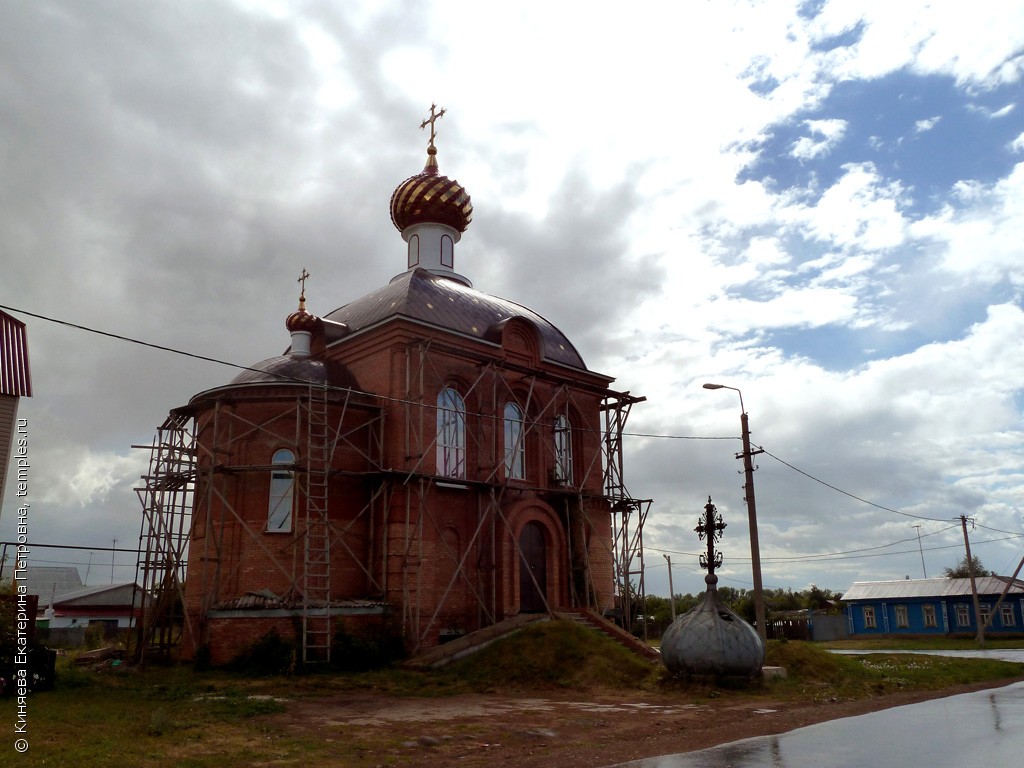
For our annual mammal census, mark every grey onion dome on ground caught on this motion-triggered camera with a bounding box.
[660,578,765,678]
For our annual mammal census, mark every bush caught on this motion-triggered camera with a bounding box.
[227,630,295,676]
[331,624,406,672]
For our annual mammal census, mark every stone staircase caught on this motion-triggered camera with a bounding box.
[555,609,663,665]
[403,613,549,668]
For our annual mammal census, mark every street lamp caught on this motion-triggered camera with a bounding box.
[702,382,767,646]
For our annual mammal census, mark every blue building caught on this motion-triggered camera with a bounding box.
[842,577,1024,636]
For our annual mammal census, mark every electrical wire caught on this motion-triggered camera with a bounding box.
[761,448,955,523]
[4,302,1018,537]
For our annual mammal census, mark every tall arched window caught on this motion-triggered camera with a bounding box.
[553,415,573,483]
[268,448,295,532]
[437,387,466,478]
[504,402,525,480]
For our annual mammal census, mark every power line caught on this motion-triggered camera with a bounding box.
[5,303,1013,534]
[761,448,954,523]
[644,528,1020,566]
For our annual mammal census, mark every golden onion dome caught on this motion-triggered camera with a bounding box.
[285,306,321,333]
[390,146,473,234]
[285,273,323,334]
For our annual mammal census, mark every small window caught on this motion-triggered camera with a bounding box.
[268,449,295,532]
[1001,604,1015,627]
[955,604,971,627]
[504,403,525,480]
[441,234,454,268]
[863,606,876,629]
[894,605,908,629]
[553,415,573,483]
[922,604,937,628]
[437,388,466,478]
[407,233,420,268]
[979,604,991,628]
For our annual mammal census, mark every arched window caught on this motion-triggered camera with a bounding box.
[407,233,420,268]
[437,388,466,478]
[504,402,525,480]
[553,415,573,483]
[441,234,454,268]
[268,449,295,532]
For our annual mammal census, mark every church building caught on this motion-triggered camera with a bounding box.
[137,107,647,666]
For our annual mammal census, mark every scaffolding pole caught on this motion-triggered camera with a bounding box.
[602,391,651,637]
[132,411,196,664]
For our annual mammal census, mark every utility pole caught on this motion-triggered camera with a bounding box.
[738,410,767,645]
[111,538,117,584]
[703,383,767,646]
[960,515,984,647]
[913,525,927,578]
[663,554,676,620]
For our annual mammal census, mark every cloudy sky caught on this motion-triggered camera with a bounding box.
[2,1,1023,600]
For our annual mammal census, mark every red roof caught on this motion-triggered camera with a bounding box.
[0,310,31,397]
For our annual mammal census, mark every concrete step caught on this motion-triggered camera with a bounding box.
[555,609,662,665]
[403,613,549,669]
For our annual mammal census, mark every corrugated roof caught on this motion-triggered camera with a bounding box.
[53,582,144,607]
[842,576,1024,601]
[323,268,589,370]
[0,309,32,397]
[25,566,83,600]
[211,593,388,611]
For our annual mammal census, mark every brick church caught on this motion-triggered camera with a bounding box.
[138,107,647,666]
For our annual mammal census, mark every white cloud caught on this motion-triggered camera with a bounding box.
[791,118,848,160]
[3,0,1024,599]
[32,447,147,508]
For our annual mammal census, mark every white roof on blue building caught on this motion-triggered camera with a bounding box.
[842,577,1024,601]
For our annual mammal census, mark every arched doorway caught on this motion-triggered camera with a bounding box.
[518,521,547,613]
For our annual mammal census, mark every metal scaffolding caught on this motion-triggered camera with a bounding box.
[134,339,648,660]
[602,392,652,638]
[132,411,196,664]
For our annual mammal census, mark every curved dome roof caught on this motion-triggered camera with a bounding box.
[323,269,588,370]
[227,355,360,390]
[389,148,473,234]
[285,307,322,333]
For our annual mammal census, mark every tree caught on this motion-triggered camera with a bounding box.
[943,555,992,578]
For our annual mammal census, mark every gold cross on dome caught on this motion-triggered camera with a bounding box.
[420,103,446,150]
[297,268,310,308]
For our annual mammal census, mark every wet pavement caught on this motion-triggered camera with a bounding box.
[609,679,1024,767]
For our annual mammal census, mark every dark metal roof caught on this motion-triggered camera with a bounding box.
[228,354,361,390]
[323,268,588,370]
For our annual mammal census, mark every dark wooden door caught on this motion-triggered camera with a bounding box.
[518,521,547,613]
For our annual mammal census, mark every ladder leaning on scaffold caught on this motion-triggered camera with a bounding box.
[302,383,332,663]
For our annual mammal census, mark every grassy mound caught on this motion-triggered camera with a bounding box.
[443,618,660,691]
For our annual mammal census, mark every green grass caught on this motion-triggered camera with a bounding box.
[820,636,1024,651]
[442,618,661,691]
[2,627,1022,767]
[765,639,1024,700]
